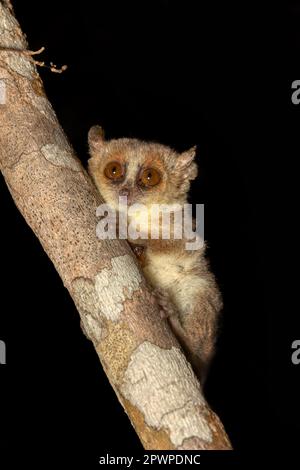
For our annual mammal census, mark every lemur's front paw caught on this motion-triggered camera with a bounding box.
[154,287,177,319]
[132,245,144,259]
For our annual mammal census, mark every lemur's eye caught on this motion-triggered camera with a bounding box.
[104,161,125,181]
[139,168,161,187]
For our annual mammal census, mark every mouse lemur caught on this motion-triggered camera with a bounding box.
[88,125,223,383]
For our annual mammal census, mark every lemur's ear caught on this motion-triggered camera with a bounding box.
[88,125,105,153]
[176,146,196,167]
[175,146,198,180]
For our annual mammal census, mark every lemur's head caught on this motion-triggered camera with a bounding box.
[88,125,197,211]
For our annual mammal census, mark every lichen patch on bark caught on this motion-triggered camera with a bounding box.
[41,144,81,171]
[121,341,213,447]
[94,254,142,321]
[72,255,143,343]
[123,398,175,450]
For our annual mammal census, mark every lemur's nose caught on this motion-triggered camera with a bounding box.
[119,187,130,197]
[119,180,133,197]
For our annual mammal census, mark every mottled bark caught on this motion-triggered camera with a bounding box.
[0,2,231,450]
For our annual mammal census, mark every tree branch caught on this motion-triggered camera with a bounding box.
[0,1,231,450]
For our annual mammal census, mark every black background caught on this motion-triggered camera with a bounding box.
[0,0,299,466]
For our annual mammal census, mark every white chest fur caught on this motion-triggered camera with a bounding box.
[143,250,207,315]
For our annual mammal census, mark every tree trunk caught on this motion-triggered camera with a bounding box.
[0,1,231,450]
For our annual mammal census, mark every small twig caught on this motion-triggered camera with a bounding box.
[0,45,67,73]
[26,46,46,56]
[0,46,45,56]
